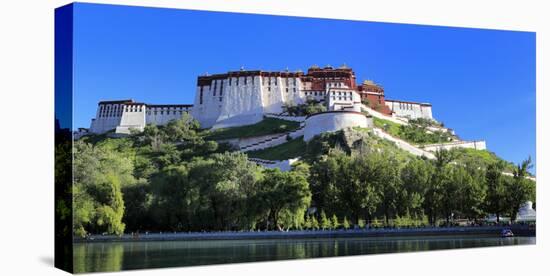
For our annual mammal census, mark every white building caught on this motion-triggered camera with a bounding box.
[191,70,307,129]
[385,99,433,120]
[86,65,434,135]
[326,88,362,112]
[89,100,192,134]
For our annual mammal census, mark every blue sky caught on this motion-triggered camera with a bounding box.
[72,3,536,170]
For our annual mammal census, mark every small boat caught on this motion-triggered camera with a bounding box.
[501,229,514,238]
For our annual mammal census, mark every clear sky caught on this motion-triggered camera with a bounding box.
[72,3,536,170]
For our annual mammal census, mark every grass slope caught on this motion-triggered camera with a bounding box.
[452,148,517,173]
[372,116,402,137]
[205,118,300,140]
[372,116,454,145]
[246,136,307,160]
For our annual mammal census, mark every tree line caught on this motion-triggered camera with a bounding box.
[71,115,535,237]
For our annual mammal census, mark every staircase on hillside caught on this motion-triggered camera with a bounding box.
[239,123,305,152]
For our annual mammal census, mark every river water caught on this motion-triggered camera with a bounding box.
[73,235,535,273]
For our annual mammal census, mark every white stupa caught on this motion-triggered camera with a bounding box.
[516,201,536,222]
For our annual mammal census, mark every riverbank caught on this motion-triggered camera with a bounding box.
[75,225,535,243]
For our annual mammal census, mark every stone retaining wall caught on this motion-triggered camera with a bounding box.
[304,111,372,141]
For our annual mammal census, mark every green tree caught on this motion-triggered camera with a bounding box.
[163,113,201,143]
[505,157,536,222]
[320,210,331,230]
[375,153,402,225]
[313,149,382,224]
[485,161,507,222]
[122,179,153,232]
[304,103,327,115]
[400,159,433,218]
[149,165,199,231]
[439,166,464,225]
[457,162,487,220]
[190,152,263,231]
[342,216,350,230]
[358,219,366,229]
[256,168,312,231]
[425,149,454,225]
[331,214,339,230]
[304,215,312,230]
[311,216,320,230]
[73,141,132,236]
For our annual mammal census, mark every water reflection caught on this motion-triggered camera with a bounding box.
[73,235,535,273]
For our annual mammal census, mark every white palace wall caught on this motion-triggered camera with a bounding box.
[215,76,264,129]
[422,140,487,152]
[90,102,192,134]
[193,75,307,129]
[90,103,124,134]
[146,105,192,125]
[326,89,362,112]
[385,100,433,119]
[191,82,223,129]
[116,104,146,134]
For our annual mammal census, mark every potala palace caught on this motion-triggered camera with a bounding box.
[83,65,486,160]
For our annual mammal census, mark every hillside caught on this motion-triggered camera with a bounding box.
[71,114,535,239]
[204,117,300,140]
